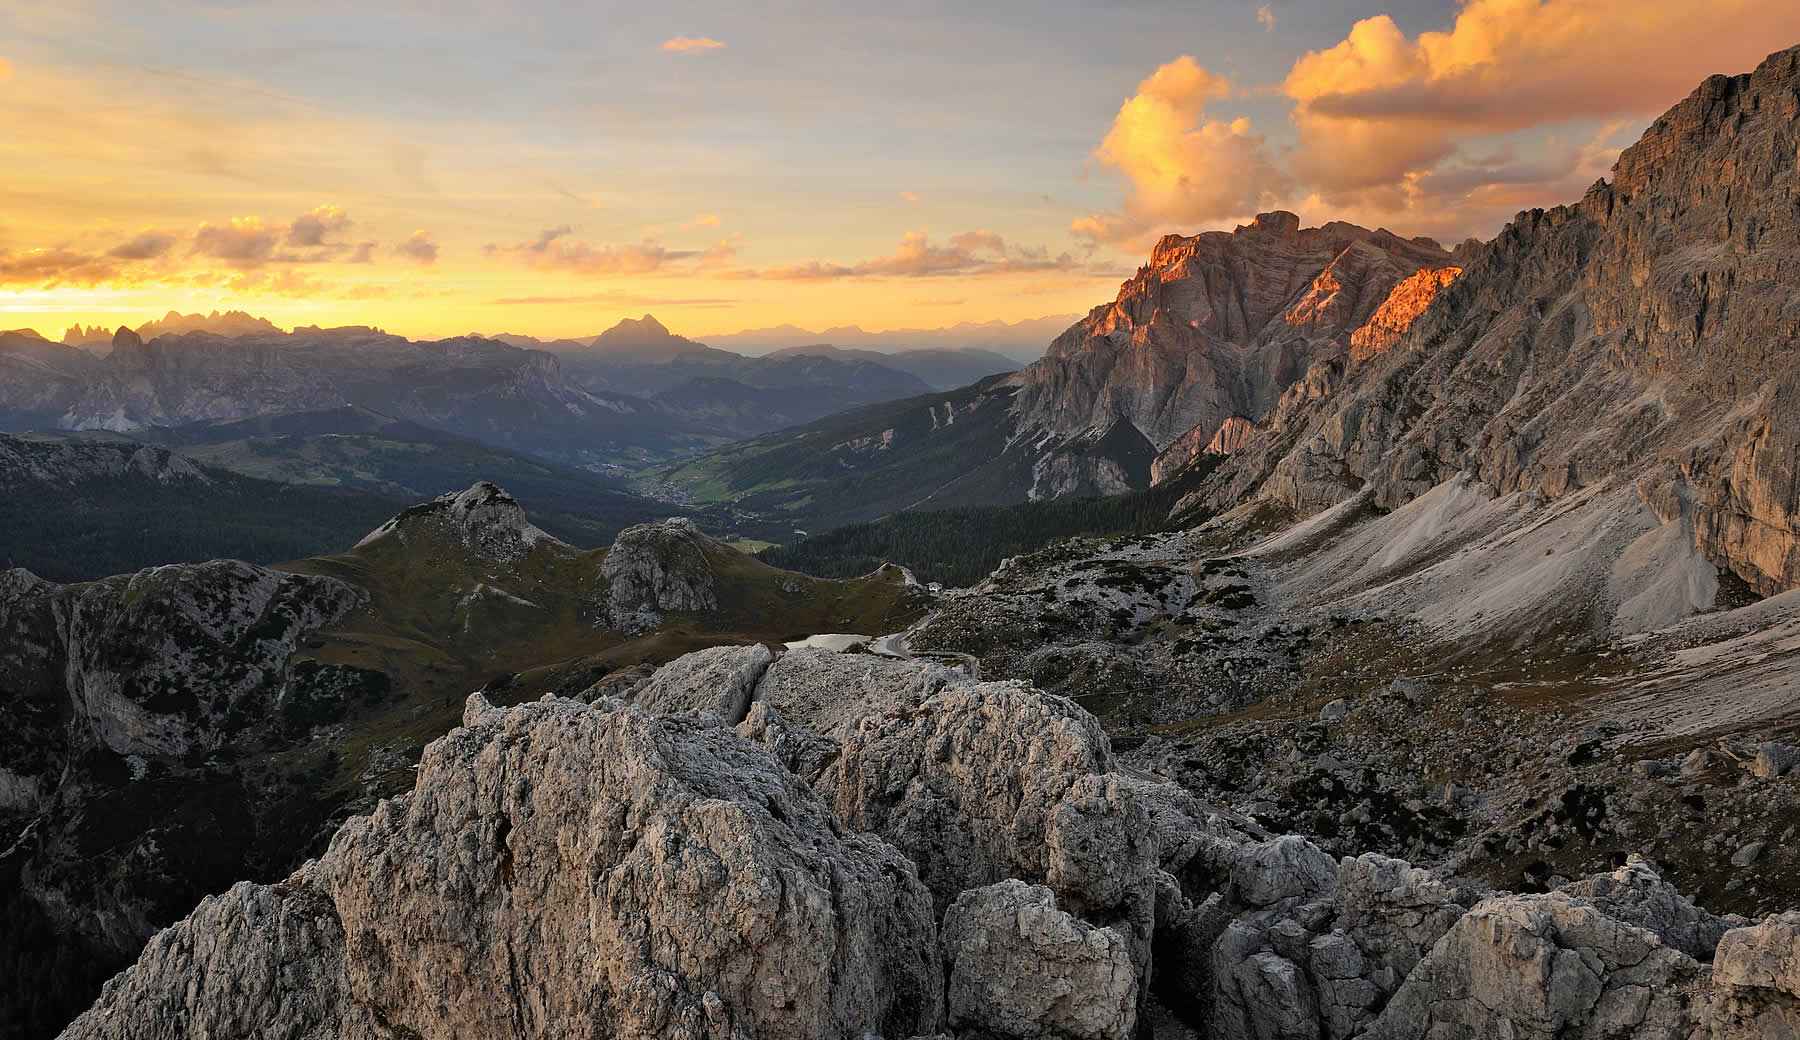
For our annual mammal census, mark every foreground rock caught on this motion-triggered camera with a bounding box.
[64,694,944,1040]
[942,881,1139,1040]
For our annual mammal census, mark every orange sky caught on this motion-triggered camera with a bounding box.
[4,0,1798,343]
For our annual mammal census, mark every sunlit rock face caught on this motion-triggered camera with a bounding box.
[1009,211,1456,466]
[1348,266,1463,363]
[1204,44,1800,597]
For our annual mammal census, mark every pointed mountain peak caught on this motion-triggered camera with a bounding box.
[355,481,566,561]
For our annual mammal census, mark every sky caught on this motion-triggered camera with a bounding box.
[3,0,1798,343]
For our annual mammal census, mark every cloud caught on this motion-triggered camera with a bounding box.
[662,37,725,55]
[107,229,179,260]
[727,230,1078,281]
[348,240,377,263]
[0,248,121,289]
[487,227,679,275]
[287,204,351,247]
[192,217,283,267]
[682,213,722,229]
[0,58,11,83]
[395,230,439,265]
[1256,5,1276,31]
[1073,57,1291,248]
[900,191,921,202]
[1282,0,1800,202]
[491,292,736,307]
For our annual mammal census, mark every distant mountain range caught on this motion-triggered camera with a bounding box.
[494,313,1034,394]
[705,315,1068,362]
[0,316,1022,463]
[668,213,1470,530]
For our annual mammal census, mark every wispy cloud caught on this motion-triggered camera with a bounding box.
[682,213,722,229]
[1256,5,1276,32]
[725,230,1080,281]
[106,229,179,260]
[662,36,725,55]
[900,191,921,203]
[485,227,686,275]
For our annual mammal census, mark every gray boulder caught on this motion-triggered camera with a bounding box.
[1365,892,1699,1040]
[630,643,774,722]
[941,880,1139,1040]
[817,681,1117,911]
[752,647,966,739]
[64,694,945,1040]
[602,517,721,613]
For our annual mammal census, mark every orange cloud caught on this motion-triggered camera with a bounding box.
[1256,5,1276,32]
[662,37,725,55]
[287,205,351,247]
[395,230,439,265]
[0,58,11,83]
[0,248,123,289]
[682,213,722,229]
[1074,57,1290,247]
[900,191,921,202]
[486,227,678,275]
[727,230,1078,281]
[107,229,179,260]
[1283,0,1800,202]
[192,217,283,267]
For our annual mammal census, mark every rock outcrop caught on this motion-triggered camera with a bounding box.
[1010,213,1453,469]
[1346,266,1461,362]
[941,880,1140,1040]
[355,481,560,561]
[1203,44,1800,597]
[65,695,946,1040]
[1150,415,1254,483]
[601,517,722,614]
[52,652,1800,1040]
[750,645,967,738]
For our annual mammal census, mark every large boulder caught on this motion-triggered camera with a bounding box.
[1364,892,1699,1040]
[816,681,1118,911]
[751,647,966,739]
[64,695,945,1040]
[628,643,774,722]
[1558,856,1735,960]
[601,518,721,613]
[941,880,1139,1040]
[1699,911,1800,1039]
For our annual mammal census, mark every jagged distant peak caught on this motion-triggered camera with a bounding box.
[59,324,113,348]
[135,309,283,340]
[355,481,565,560]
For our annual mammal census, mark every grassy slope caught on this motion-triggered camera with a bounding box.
[279,527,925,799]
[665,374,1034,531]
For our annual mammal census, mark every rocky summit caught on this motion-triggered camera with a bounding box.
[57,650,1800,1040]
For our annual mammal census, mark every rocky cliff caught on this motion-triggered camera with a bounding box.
[1201,44,1800,598]
[1006,213,1462,482]
[59,647,1800,1040]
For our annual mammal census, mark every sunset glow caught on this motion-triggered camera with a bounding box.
[5,0,1798,341]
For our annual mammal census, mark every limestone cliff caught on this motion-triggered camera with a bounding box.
[1009,212,1453,461]
[1201,44,1800,597]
